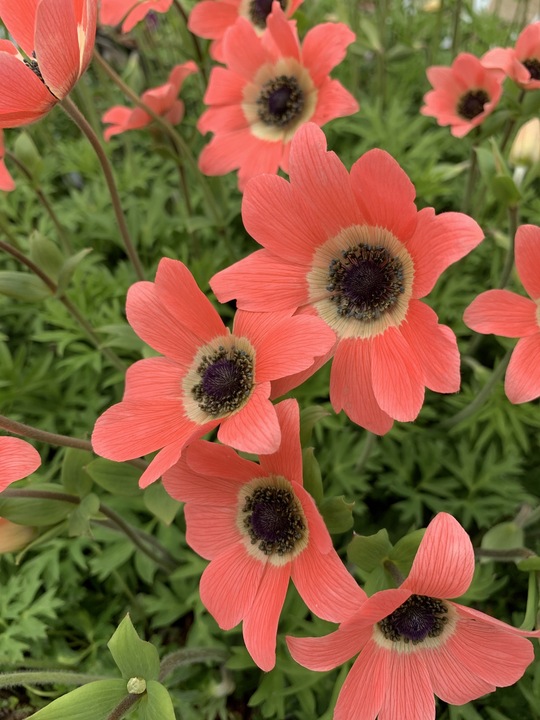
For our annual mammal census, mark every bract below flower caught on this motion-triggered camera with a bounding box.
[482,22,540,91]
[99,0,172,32]
[287,513,539,720]
[421,52,504,137]
[0,0,97,128]
[0,130,15,192]
[0,436,41,491]
[464,224,540,404]
[211,123,484,434]
[91,259,335,487]
[102,62,198,141]
[163,399,366,671]
[198,3,358,190]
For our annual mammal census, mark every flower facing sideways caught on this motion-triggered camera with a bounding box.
[421,53,504,138]
[163,399,366,671]
[287,513,538,720]
[102,62,198,141]
[482,22,540,91]
[0,436,41,491]
[99,0,172,33]
[464,224,540,404]
[0,130,15,192]
[92,259,335,488]
[198,3,358,190]
[0,0,97,128]
[211,123,484,434]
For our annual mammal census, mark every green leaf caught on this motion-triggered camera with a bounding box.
[319,496,354,534]
[29,232,64,282]
[389,529,426,576]
[61,447,93,497]
[56,248,93,296]
[481,522,524,552]
[25,680,127,720]
[108,614,160,681]
[0,484,74,526]
[299,406,329,447]
[68,493,100,537]
[144,483,181,525]
[302,448,323,506]
[13,132,43,177]
[140,680,176,720]
[347,529,393,572]
[491,175,521,205]
[85,458,142,496]
[0,272,51,302]
[517,556,540,572]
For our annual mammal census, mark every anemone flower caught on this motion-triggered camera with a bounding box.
[0,131,15,192]
[189,0,303,62]
[0,436,41,491]
[464,224,540,404]
[102,62,197,141]
[211,123,484,434]
[198,2,358,190]
[421,52,504,138]
[163,399,366,671]
[287,513,539,720]
[0,0,97,128]
[92,258,335,488]
[99,0,172,33]
[482,22,540,91]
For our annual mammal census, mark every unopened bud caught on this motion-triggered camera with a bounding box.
[509,118,540,168]
[127,677,146,694]
[0,518,36,553]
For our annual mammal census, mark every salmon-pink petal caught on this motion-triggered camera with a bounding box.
[515,22,540,60]
[293,482,332,554]
[287,623,372,671]
[378,651,434,720]
[0,437,41,490]
[198,105,247,134]
[452,602,540,637]
[103,106,150,140]
[258,399,302,484]
[402,513,474,598]
[122,0,172,32]
[200,543,266,629]
[183,439,258,483]
[203,66,245,104]
[34,0,80,98]
[425,643,495,705]
[243,563,291,671]
[217,382,280,454]
[333,640,389,720]
[0,53,56,128]
[164,101,184,126]
[463,289,538,337]
[0,0,38,55]
[309,78,359,126]
[0,157,15,191]
[292,545,366,623]
[221,18,268,80]
[266,4,300,61]
[515,224,540,300]
[482,47,516,74]
[76,0,98,76]
[237,139,283,191]
[188,0,238,39]
[184,503,240,559]
[407,208,484,298]
[198,130,253,175]
[138,437,190,488]
[350,149,418,242]
[330,339,394,435]
[353,588,412,626]
[400,300,460,393]
[505,334,540,403]
[210,250,309,311]
[426,65,465,94]
[371,327,425,422]
[302,23,355,84]
[121,357,184,402]
[271,344,335,399]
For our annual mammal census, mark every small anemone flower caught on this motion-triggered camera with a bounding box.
[0,130,15,192]
[482,22,540,91]
[197,2,358,190]
[189,0,303,62]
[99,0,172,33]
[163,399,366,671]
[287,513,539,720]
[0,436,41,491]
[0,0,97,128]
[464,224,540,404]
[91,258,335,488]
[210,123,484,434]
[421,52,504,138]
[102,62,197,141]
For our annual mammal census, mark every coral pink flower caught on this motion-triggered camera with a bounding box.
[421,53,504,138]
[102,62,197,141]
[464,224,540,404]
[482,22,540,91]
[0,0,97,128]
[198,3,358,190]
[189,0,303,62]
[99,0,172,32]
[211,123,484,434]
[92,258,335,488]
[0,130,15,192]
[163,399,366,671]
[287,513,538,720]
[0,518,36,553]
[0,436,41,491]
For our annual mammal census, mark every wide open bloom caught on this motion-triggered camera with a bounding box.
[421,53,504,138]
[163,399,366,671]
[0,436,41,491]
[211,123,484,434]
[0,130,15,192]
[92,259,335,488]
[482,22,540,91]
[102,62,197,141]
[189,0,303,62]
[464,224,540,404]
[99,0,172,33]
[287,513,538,720]
[198,3,358,190]
[0,0,97,128]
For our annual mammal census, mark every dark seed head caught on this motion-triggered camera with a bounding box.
[378,594,449,644]
[192,346,254,416]
[457,89,489,120]
[249,0,286,29]
[257,75,304,128]
[523,58,540,81]
[242,483,305,556]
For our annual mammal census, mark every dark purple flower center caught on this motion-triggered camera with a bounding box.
[243,483,305,556]
[257,75,304,128]
[457,89,489,120]
[249,0,287,29]
[378,595,449,644]
[192,346,253,416]
[523,58,540,81]
[327,244,405,321]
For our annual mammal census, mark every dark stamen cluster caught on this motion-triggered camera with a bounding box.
[378,594,449,644]
[257,75,304,128]
[523,58,540,81]
[192,346,253,416]
[249,0,286,29]
[24,58,45,84]
[457,89,489,120]
[243,485,305,556]
[327,244,405,321]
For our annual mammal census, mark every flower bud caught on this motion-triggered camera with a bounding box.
[509,118,540,168]
[127,677,146,694]
[0,518,36,553]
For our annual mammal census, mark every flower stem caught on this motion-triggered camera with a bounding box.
[474,547,535,561]
[172,0,208,83]
[498,203,519,289]
[59,96,145,281]
[383,559,405,587]
[462,143,478,215]
[107,693,140,720]
[0,671,109,688]
[159,648,228,681]
[499,89,526,153]
[451,0,462,57]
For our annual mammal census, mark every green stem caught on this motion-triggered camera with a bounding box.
[498,204,519,288]
[159,648,228,682]
[107,693,140,720]
[383,559,405,587]
[520,570,539,631]
[451,0,462,57]
[500,89,526,153]
[0,671,109,688]
[474,547,535,561]
[172,0,208,84]
[462,143,478,215]
[59,96,145,281]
